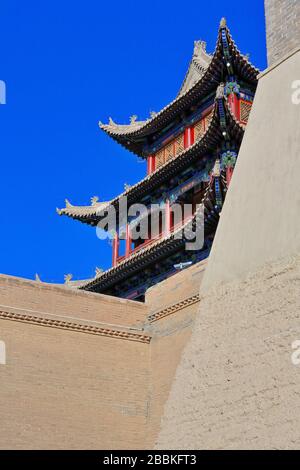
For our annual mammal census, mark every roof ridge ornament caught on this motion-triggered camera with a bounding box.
[216,83,225,99]
[35,273,42,282]
[220,17,227,28]
[65,198,73,208]
[95,267,103,277]
[130,115,138,124]
[64,273,73,284]
[91,196,99,206]
[212,158,221,177]
[193,40,207,57]
[109,117,116,126]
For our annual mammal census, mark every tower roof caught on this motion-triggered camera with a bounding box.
[98,20,259,157]
[57,92,245,226]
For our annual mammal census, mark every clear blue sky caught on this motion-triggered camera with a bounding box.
[0,0,267,283]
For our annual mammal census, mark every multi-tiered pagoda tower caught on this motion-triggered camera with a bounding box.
[58,19,259,301]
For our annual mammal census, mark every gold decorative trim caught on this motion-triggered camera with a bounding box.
[148,294,200,323]
[0,310,151,344]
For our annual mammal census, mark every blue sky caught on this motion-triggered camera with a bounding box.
[0,0,267,283]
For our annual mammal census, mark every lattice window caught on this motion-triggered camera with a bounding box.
[205,110,213,127]
[165,141,174,162]
[175,133,184,155]
[240,100,252,124]
[194,118,205,142]
[155,149,165,169]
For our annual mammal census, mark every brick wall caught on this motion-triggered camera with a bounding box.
[0,261,205,449]
[265,0,300,65]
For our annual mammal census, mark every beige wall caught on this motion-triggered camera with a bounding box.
[157,255,300,449]
[0,261,204,449]
[0,320,149,450]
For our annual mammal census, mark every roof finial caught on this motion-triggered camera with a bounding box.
[124,183,131,191]
[65,198,73,208]
[130,115,138,124]
[95,267,103,277]
[109,117,115,125]
[193,40,206,57]
[64,273,73,284]
[216,83,225,99]
[91,196,99,206]
[212,158,221,177]
[220,17,227,28]
[35,273,41,282]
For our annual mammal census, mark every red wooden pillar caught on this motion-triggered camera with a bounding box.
[147,155,156,174]
[184,127,193,148]
[112,232,119,267]
[151,155,156,173]
[165,199,171,235]
[226,166,234,186]
[125,224,131,258]
[228,93,240,121]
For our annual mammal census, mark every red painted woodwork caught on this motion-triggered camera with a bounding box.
[228,93,240,121]
[226,166,234,186]
[151,155,156,172]
[125,224,131,258]
[147,155,156,175]
[165,199,171,235]
[184,127,193,148]
[112,233,119,267]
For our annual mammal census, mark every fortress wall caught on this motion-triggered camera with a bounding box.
[145,261,205,446]
[0,260,206,449]
[265,0,300,65]
[202,48,300,291]
[156,255,300,449]
[0,273,151,449]
[146,259,206,311]
[156,49,300,449]
[0,318,150,450]
[147,302,200,447]
[0,274,148,328]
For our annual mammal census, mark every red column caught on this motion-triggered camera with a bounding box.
[226,167,234,186]
[228,94,240,121]
[147,155,156,174]
[184,127,193,148]
[151,155,156,173]
[165,199,171,235]
[112,232,119,267]
[125,224,131,258]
